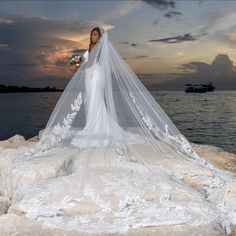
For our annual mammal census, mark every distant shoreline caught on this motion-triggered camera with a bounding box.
[0,84,235,93]
[0,84,63,93]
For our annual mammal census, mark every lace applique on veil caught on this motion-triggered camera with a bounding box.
[13,28,235,235]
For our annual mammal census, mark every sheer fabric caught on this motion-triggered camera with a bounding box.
[4,28,234,234]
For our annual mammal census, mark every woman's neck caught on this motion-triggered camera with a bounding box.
[89,42,96,52]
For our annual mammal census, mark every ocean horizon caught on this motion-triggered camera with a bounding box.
[0,90,235,155]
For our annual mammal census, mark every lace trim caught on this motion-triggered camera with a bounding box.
[129,91,234,234]
[129,92,204,160]
[20,92,83,158]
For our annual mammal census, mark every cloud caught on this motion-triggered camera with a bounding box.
[148,33,201,43]
[38,45,57,49]
[197,11,236,36]
[0,18,14,24]
[223,31,236,45]
[134,55,149,59]
[142,0,175,10]
[119,41,129,45]
[9,63,37,67]
[180,54,236,78]
[148,54,236,90]
[0,43,10,49]
[153,19,159,25]
[213,25,236,48]
[0,15,113,88]
[118,41,138,47]
[179,62,211,72]
[126,55,160,60]
[101,1,142,21]
[164,11,182,18]
[197,12,222,35]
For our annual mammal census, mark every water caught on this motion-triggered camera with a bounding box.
[153,91,236,154]
[0,91,235,154]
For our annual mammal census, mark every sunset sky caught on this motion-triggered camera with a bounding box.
[1,0,236,90]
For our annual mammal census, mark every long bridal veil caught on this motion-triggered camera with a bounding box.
[8,28,235,234]
[21,29,203,161]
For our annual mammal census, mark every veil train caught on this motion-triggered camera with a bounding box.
[5,28,235,234]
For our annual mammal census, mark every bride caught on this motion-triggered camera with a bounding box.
[70,27,143,150]
[8,27,235,234]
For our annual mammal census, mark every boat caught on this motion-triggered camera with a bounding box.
[185,82,215,93]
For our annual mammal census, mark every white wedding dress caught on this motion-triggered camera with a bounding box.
[71,51,145,149]
[2,28,235,235]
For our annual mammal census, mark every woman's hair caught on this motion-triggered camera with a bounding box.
[91,27,102,37]
[89,27,102,52]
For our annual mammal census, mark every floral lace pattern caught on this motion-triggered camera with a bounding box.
[20,92,83,158]
[129,91,203,160]
[5,27,234,236]
[17,159,229,234]
[129,91,235,234]
[15,90,234,235]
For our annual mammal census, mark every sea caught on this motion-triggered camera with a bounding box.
[0,91,235,154]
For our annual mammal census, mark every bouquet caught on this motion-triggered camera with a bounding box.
[66,49,86,67]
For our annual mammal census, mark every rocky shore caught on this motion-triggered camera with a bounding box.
[0,130,236,236]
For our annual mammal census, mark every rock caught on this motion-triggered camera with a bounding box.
[0,147,75,199]
[192,143,236,174]
[0,137,235,235]
[38,129,44,139]
[0,134,25,149]
[7,203,25,216]
[0,196,10,215]
[230,228,236,236]
[0,213,53,236]
[27,135,39,142]
[26,129,45,142]
[0,213,227,236]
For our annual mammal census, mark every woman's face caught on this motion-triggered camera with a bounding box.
[90,30,101,44]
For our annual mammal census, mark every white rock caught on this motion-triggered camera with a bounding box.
[0,213,228,236]
[0,138,235,235]
[0,196,10,215]
[0,134,25,149]
[38,129,44,139]
[26,129,45,142]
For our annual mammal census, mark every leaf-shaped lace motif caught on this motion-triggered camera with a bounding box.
[21,92,83,158]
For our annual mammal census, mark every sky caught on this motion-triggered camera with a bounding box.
[1,0,236,90]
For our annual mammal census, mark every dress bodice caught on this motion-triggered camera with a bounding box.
[83,50,89,63]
